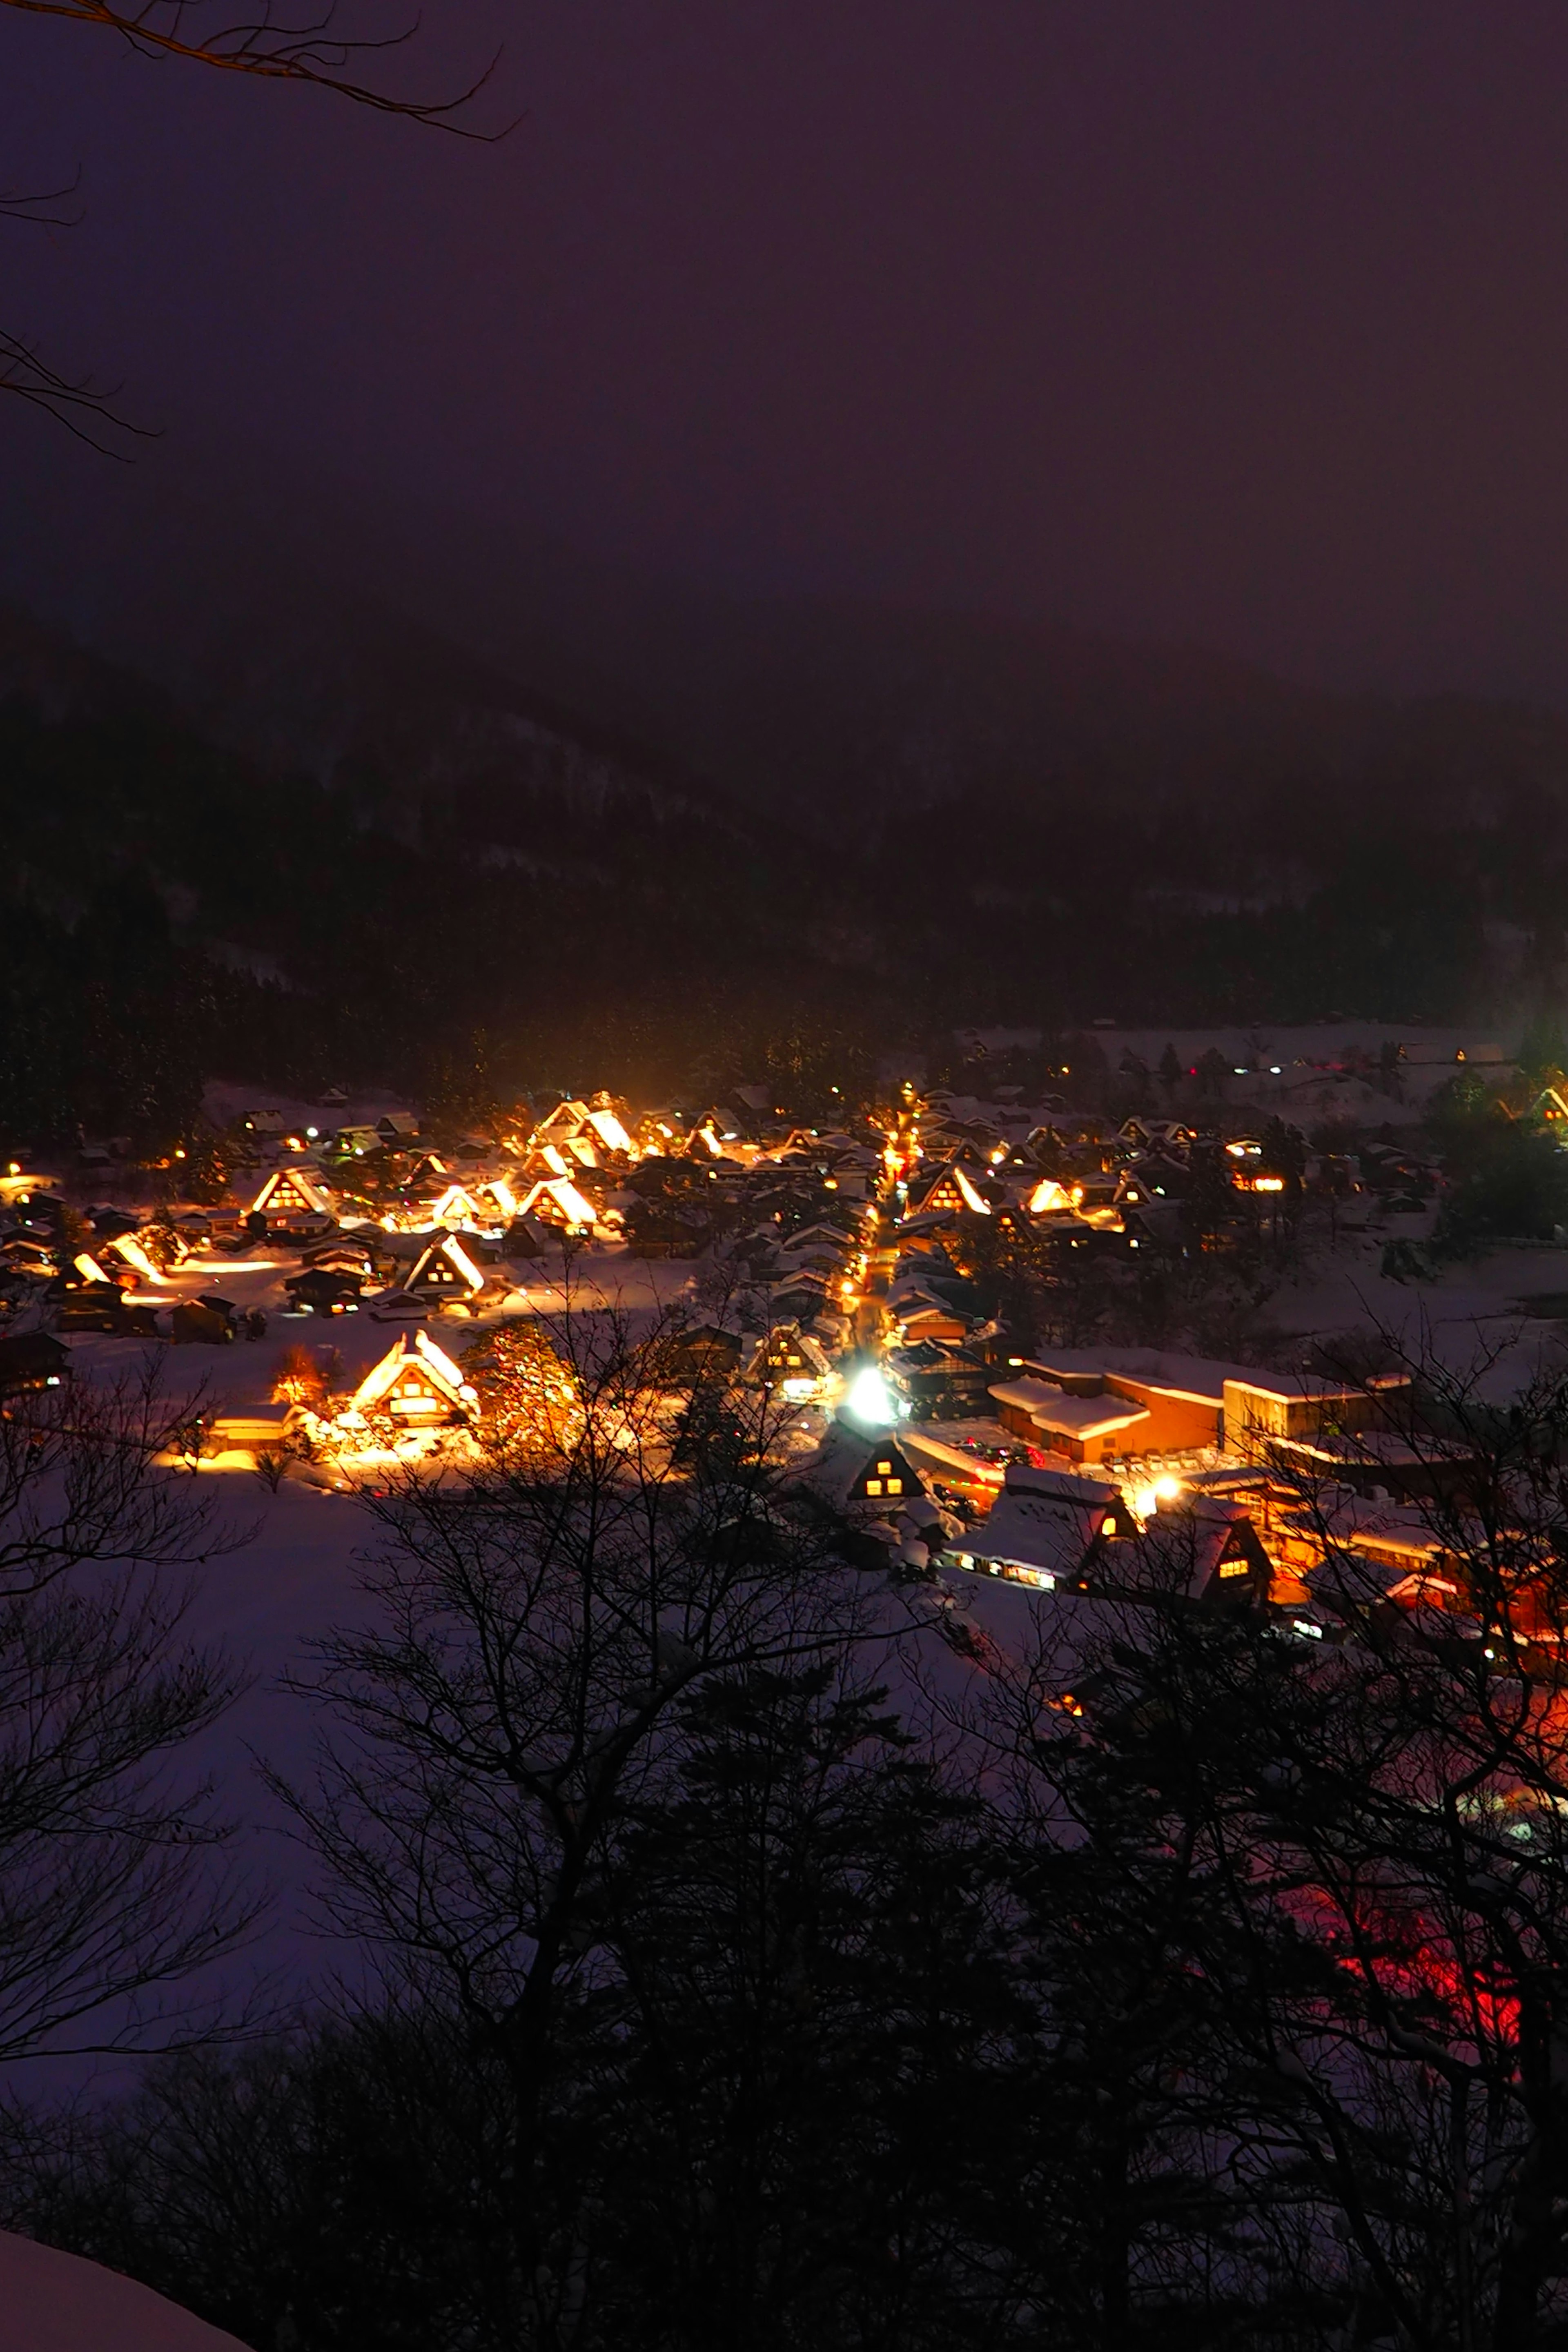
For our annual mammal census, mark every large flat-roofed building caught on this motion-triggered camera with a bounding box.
[1013,1348,1413,1465]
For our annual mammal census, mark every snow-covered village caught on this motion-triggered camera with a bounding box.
[6,1012,1568,2345]
[18,4,1568,2342]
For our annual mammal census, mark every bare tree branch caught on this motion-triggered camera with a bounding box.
[0,324,155,456]
[0,0,509,131]
[0,0,512,446]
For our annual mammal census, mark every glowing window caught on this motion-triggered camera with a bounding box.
[1218,1559,1251,1579]
[885,1477,903,1495]
[864,1477,883,1495]
[876,1460,893,1474]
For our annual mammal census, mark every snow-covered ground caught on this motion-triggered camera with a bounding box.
[66,1240,701,1428]
[28,1203,1568,2102]
[1245,1226,1568,1397]
[0,2229,246,2348]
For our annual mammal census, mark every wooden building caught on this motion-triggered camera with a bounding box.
[352,1329,477,1424]
[251,1167,334,1221]
[405,1226,488,1301]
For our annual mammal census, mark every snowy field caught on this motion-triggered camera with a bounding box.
[34,1241,707,2096]
[29,1197,1568,2099]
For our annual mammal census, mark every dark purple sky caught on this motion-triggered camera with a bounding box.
[4,0,1568,699]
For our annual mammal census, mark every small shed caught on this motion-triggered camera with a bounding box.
[0,1333,69,1394]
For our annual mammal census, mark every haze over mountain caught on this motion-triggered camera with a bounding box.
[0,439,1564,1151]
[7,443,1568,902]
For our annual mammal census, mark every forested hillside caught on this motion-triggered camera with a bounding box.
[0,583,1565,1147]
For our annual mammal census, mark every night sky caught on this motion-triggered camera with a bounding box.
[4,1,1568,700]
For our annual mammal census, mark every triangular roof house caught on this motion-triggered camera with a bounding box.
[533,1098,590,1142]
[783,1222,859,1255]
[748,1321,832,1392]
[427,1183,490,1230]
[584,1104,635,1155]
[101,1231,166,1284]
[500,1215,555,1259]
[352,1328,477,1423]
[961,1483,1122,1590]
[528,1140,576,1178]
[800,1425,930,1512]
[1100,1498,1273,1604]
[516,1176,598,1234]
[251,1167,334,1220]
[906,1163,993,1219]
[406,1226,488,1299]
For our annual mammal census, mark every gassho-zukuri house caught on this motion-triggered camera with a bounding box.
[346,1329,477,1425]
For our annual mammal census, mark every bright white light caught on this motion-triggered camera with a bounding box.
[844,1365,895,1428]
[1154,1474,1181,1501]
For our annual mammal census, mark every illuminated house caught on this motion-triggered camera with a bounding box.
[527,1141,575,1179]
[895,1300,975,1347]
[749,1321,832,1395]
[405,1226,488,1300]
[427,1183,489,1230]
[584,1104,634,1156]
[533,1098,590,1143]
[71,1250,119,1288]
[844,1439,925,1505]
[953,1472,1122,1589]
[516,1177,598,1234]
[799,1425,931,1514]
[633,1110,688,1153]
[1223,1371,1412,1460]
[905,1162,993,1219]
[1096,1495,1274,1603]
[352,1328,477,1423]
[251,1168,334,1221]
[101,1232,167,1284]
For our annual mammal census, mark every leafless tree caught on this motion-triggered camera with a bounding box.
[0,1363,255,2060]
[272,1297,888,2343]
[945,1329,1568,2348]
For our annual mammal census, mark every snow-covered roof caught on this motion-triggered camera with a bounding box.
[989,1378,1149,1440]
[0,2228,247,2350]
[964,1489,1115,1582]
